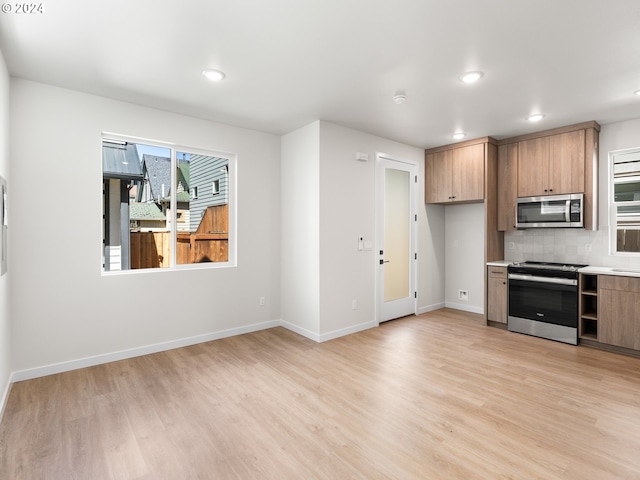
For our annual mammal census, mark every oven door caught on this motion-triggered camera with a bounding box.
[508,274,578,328]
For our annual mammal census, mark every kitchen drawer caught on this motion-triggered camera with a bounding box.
[488,266,507,279]
[599,275,640,292]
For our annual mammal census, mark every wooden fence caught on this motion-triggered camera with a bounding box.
[617,229,640,252]
[130,205,228,268]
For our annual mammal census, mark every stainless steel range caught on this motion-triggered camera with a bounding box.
[507,261,587,345]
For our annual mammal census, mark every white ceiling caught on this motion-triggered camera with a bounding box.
[1,0,640,148]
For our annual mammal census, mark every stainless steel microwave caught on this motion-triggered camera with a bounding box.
[516,193,584,228]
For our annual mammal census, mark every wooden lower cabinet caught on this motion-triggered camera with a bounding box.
[487,266,507,324]
[599,276,640,350]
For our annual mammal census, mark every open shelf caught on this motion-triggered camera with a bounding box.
[579,274,598,340]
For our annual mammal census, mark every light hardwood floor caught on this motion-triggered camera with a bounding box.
[2,308,640,479]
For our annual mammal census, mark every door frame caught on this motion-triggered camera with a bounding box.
[375,153,418,323]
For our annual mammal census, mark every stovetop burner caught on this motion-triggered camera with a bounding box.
[510,261,588,272]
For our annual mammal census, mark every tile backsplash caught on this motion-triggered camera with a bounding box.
[504,228,640,269]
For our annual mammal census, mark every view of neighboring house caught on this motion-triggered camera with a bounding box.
[188,154,229,232]
[102,140,144,271]
[102,144,231,270]
[137,154,191,232]
[129,202,166,231]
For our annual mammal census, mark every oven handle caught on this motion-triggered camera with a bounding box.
[508,273,577,286]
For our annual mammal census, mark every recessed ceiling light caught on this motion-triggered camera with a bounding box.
[202,69,226,82]
[526,113,545,122]
[393,93,407,104]
[634,89,640,96]
[452,132,466,140]
[459,71,484,84]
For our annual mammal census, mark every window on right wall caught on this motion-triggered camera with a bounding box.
[610,148,640,253]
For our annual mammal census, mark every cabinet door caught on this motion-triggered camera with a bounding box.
[517,137,550,197]
[497,143,518,231]
[599,279,640,350]
[549,130,585,194]
[452,144,484,202]
[487,269,507,323]
[425,150,452,203]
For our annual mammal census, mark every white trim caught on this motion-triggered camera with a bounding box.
[6,316,382,387]
[444,302,484,315]
[0,375,11,424]
[280,319,378,343]
[10,320,280,382]
[279,321,321,342]
[417,302,446,315]
[375,153,419,322]
[100,132,238,273]
[318,320,378,343]
[609,147,640,255]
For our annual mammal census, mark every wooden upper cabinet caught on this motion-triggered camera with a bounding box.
[452,144,485,202]
[425,143,484,204]
[517,129,585,197]
[497,143,518,231]
[425,150,452,203]
[549,130,585,194]
[517,137,549,197]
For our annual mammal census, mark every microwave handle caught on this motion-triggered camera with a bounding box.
[565,200,571,221]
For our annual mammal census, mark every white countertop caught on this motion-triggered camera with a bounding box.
[579,266,640,278]
[487,261,511,267]
[484,262,640,277]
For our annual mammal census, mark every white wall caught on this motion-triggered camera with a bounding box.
[318,122,446,336]
[444,203,485,313]
[281,121,446,341]
[419,202,446,313]
[10,79,281,377]
[505,117,640,270]
[0,49,11,415]
[280,122,321,339]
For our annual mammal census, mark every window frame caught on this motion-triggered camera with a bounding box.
[609,147,640,256]
[101,133,237,274]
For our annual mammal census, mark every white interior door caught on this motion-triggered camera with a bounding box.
[376,154,417,322]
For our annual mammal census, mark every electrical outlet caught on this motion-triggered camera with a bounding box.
[508,242,515,250]
[259,297,266,306]
[585,243,592,252]
[352,300,358,310]
[458,290,469,301]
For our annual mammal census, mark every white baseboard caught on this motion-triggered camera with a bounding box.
[417,302,446,315]
[444,301,484,315]
[279,321,321,342]
[280,319,378,343]
[318,320,378,343]
[11,319,281,383]
[0,374,10,425]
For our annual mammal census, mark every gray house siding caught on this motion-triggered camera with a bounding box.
[188,155,229,232]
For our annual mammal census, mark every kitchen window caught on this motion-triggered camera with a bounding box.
[102,135,236,272]
[610,148,640,253]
